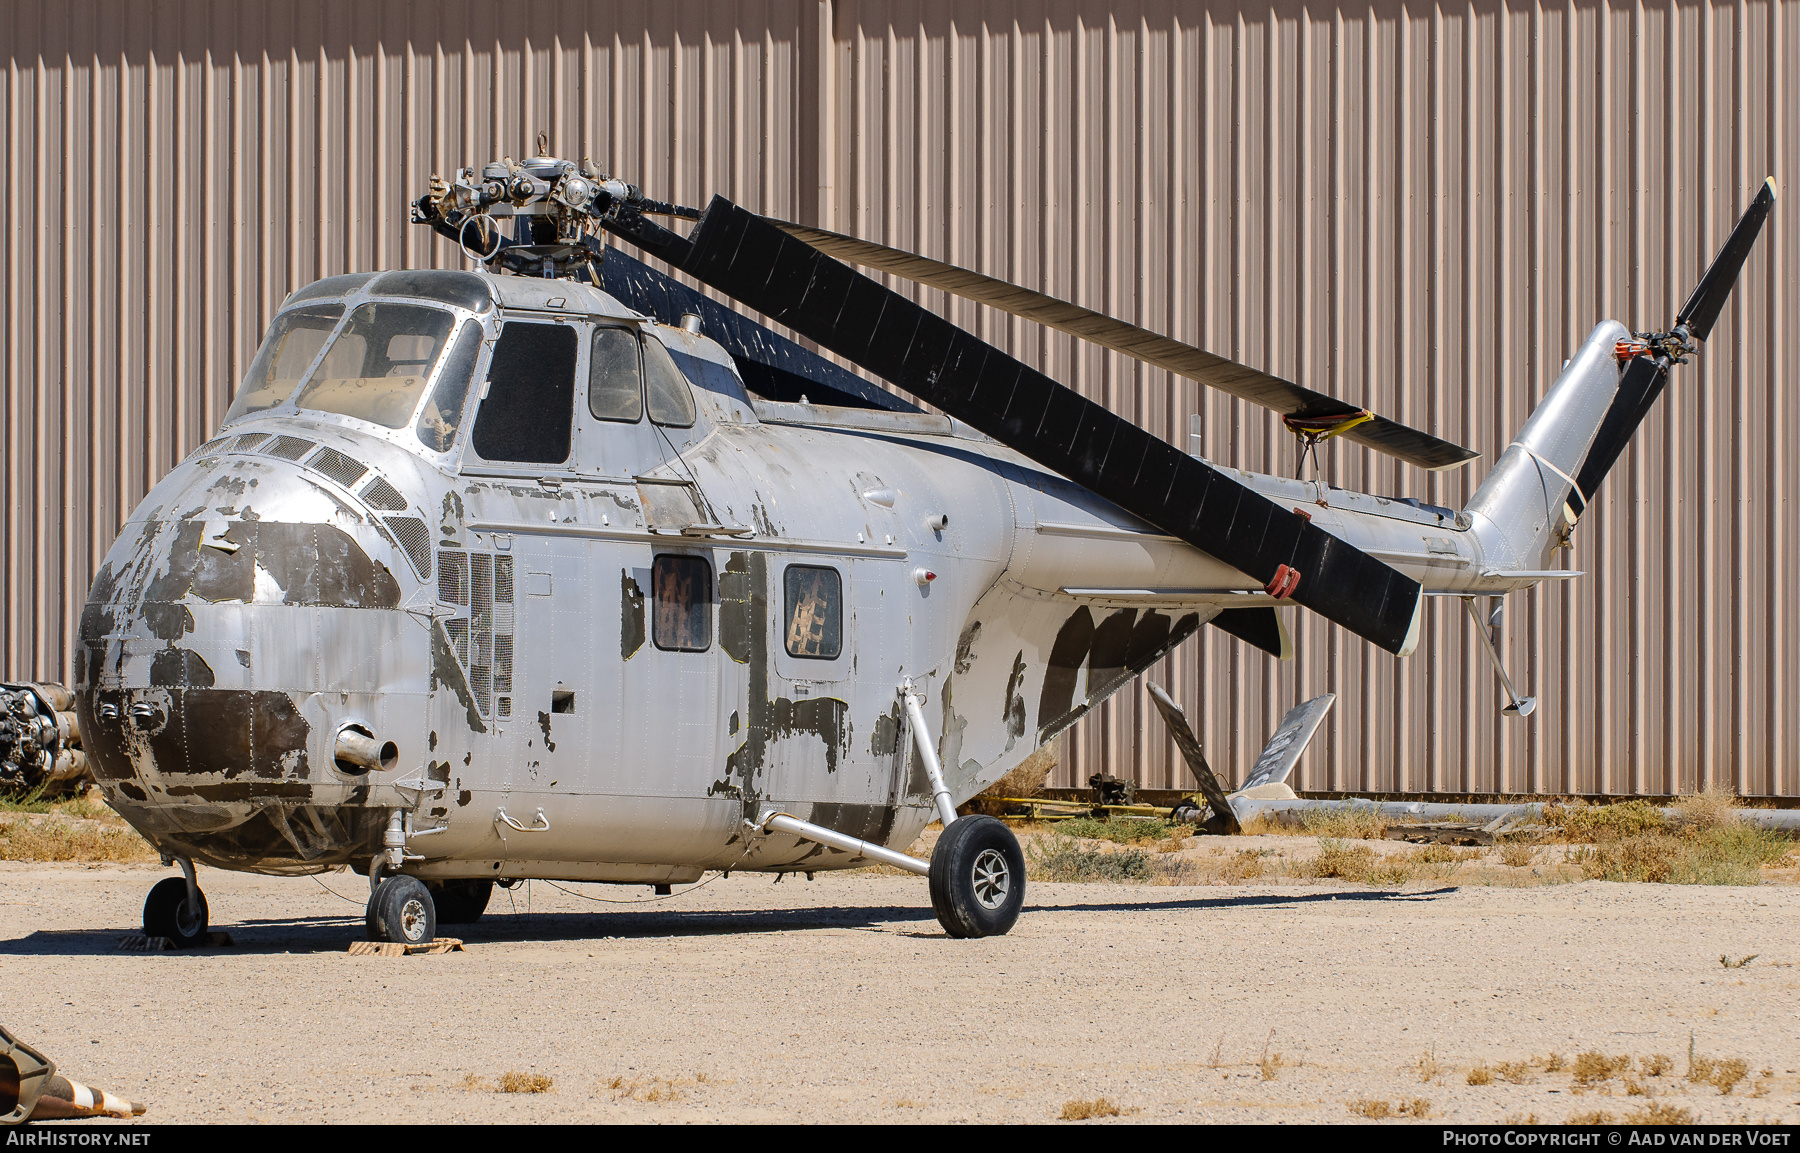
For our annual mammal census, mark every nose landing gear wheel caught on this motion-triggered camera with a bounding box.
[928,815,1026,938]
[142,876,209,948]
[367,875,437,945]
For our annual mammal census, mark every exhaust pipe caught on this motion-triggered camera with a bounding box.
[334,727,398,774]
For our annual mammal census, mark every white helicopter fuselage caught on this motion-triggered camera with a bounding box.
[75,270,1616,883]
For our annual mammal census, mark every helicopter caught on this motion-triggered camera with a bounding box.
[60,140,1774,944]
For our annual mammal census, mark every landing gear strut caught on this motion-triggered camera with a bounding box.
[143,857,208,947]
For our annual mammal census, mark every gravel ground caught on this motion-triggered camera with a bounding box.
[3,860,1797,1124]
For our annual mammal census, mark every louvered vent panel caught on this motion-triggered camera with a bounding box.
[228,432,271,453]
[307,445,368,489]
[361,475,408,511]
[383,517,431,579]
[493,556,514,709]
[261,435,315,461]
[195,437,228,456]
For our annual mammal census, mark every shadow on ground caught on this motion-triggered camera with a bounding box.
[0,884,1457,957]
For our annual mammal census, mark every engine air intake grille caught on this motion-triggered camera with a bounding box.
[383,517,431,579]
[361,475,408,511]
[261,435,315,461]
[308,446,369,489]
[228,432,271,453]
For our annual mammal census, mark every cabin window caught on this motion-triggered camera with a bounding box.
[294,302,460,428]
[470,321,577,464]
[783,565,842,660]
[226,303,344,421]
[643,336,698,428]
[652,554,712,652]
[415,321,485,451]
[588,327,644,422]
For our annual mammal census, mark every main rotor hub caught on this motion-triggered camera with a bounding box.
[411,138,698,280]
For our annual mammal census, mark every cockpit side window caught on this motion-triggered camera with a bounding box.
[294,302,458,428]
[225,303,344,422]
[470,321,577,464]
[643,335,697,428]
[588,327,644,422]
[415,321,485,452]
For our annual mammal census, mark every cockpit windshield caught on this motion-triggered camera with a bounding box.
[224,303,344,422]
[294,302,460,429]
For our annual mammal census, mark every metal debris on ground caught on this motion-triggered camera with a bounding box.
[1,1023,144,1123]
[346,937,464,957]
[1383,823,1495,847]
[116,931,234,951]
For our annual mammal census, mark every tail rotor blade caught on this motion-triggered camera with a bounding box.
[1677,177,1777,341]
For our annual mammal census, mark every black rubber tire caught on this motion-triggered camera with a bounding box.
[928,815,1026,938]
[1170,801,1201,824]
[367,875,437,945]
[142,876,209,948]
[428,879,493,925]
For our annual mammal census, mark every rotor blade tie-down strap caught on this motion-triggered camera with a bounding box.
[1264,564,1302,600]
[1281,409,1373,445]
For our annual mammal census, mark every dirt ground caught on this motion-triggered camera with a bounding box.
[4,857,1798,1125]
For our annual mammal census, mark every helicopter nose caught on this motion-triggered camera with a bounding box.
[73,450,433,867]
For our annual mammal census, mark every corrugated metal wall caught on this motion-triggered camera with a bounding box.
[3,0,1795,795]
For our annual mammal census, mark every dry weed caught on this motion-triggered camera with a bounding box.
[497,1071,552,1094]
[459,1073,491,1092]
[1624,1102,1695,1124]
[1641,1054,1673,1077]
[1467,1066,1494,1086]
[1623,1078,1648,1097]
[1348,1099,1393,1119]
[1413,844,1480,864]
[1416,1049,1441,1084]
[1258,1031,1282,1081]
[979,743,1058,801]
[1572,1051,1632,1085]
[1566,1110,1615,1125]
[1709,1058,1749,1095]
[1720,954,1759,969]
[1059,1097,1128,1121]
[1399,1099,1432,1118]
[0,812,157,862]
[1498,843,1537,867]
[1496,1060,1534,1085]
[1542,1053,1567,1073]
[607,1075,684,1102]
[1028,837,1152,883]
[1502,1114,1541,1125]
[1300,807,1387,840]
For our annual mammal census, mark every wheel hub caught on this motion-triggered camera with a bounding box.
[971,848,1010,910]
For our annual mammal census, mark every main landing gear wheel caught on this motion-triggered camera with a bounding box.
[366,875,437,945]
[142,876,209,948]
[928,815,1026,938]
[428,879,493,924]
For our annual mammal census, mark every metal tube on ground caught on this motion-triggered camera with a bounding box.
[1230,795,1800,833]
[901,687,958,827]
[763,812,930,877]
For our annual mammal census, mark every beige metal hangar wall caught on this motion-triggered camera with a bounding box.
[1,0,1795,796]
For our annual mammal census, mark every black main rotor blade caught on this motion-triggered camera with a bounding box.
[1678,177,1777,342]
[769,220,1480,473]
[603,200,1425,656]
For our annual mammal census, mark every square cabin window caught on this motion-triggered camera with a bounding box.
[471,321,576,464]
[784,565,842,660]
[652,554,712,652]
